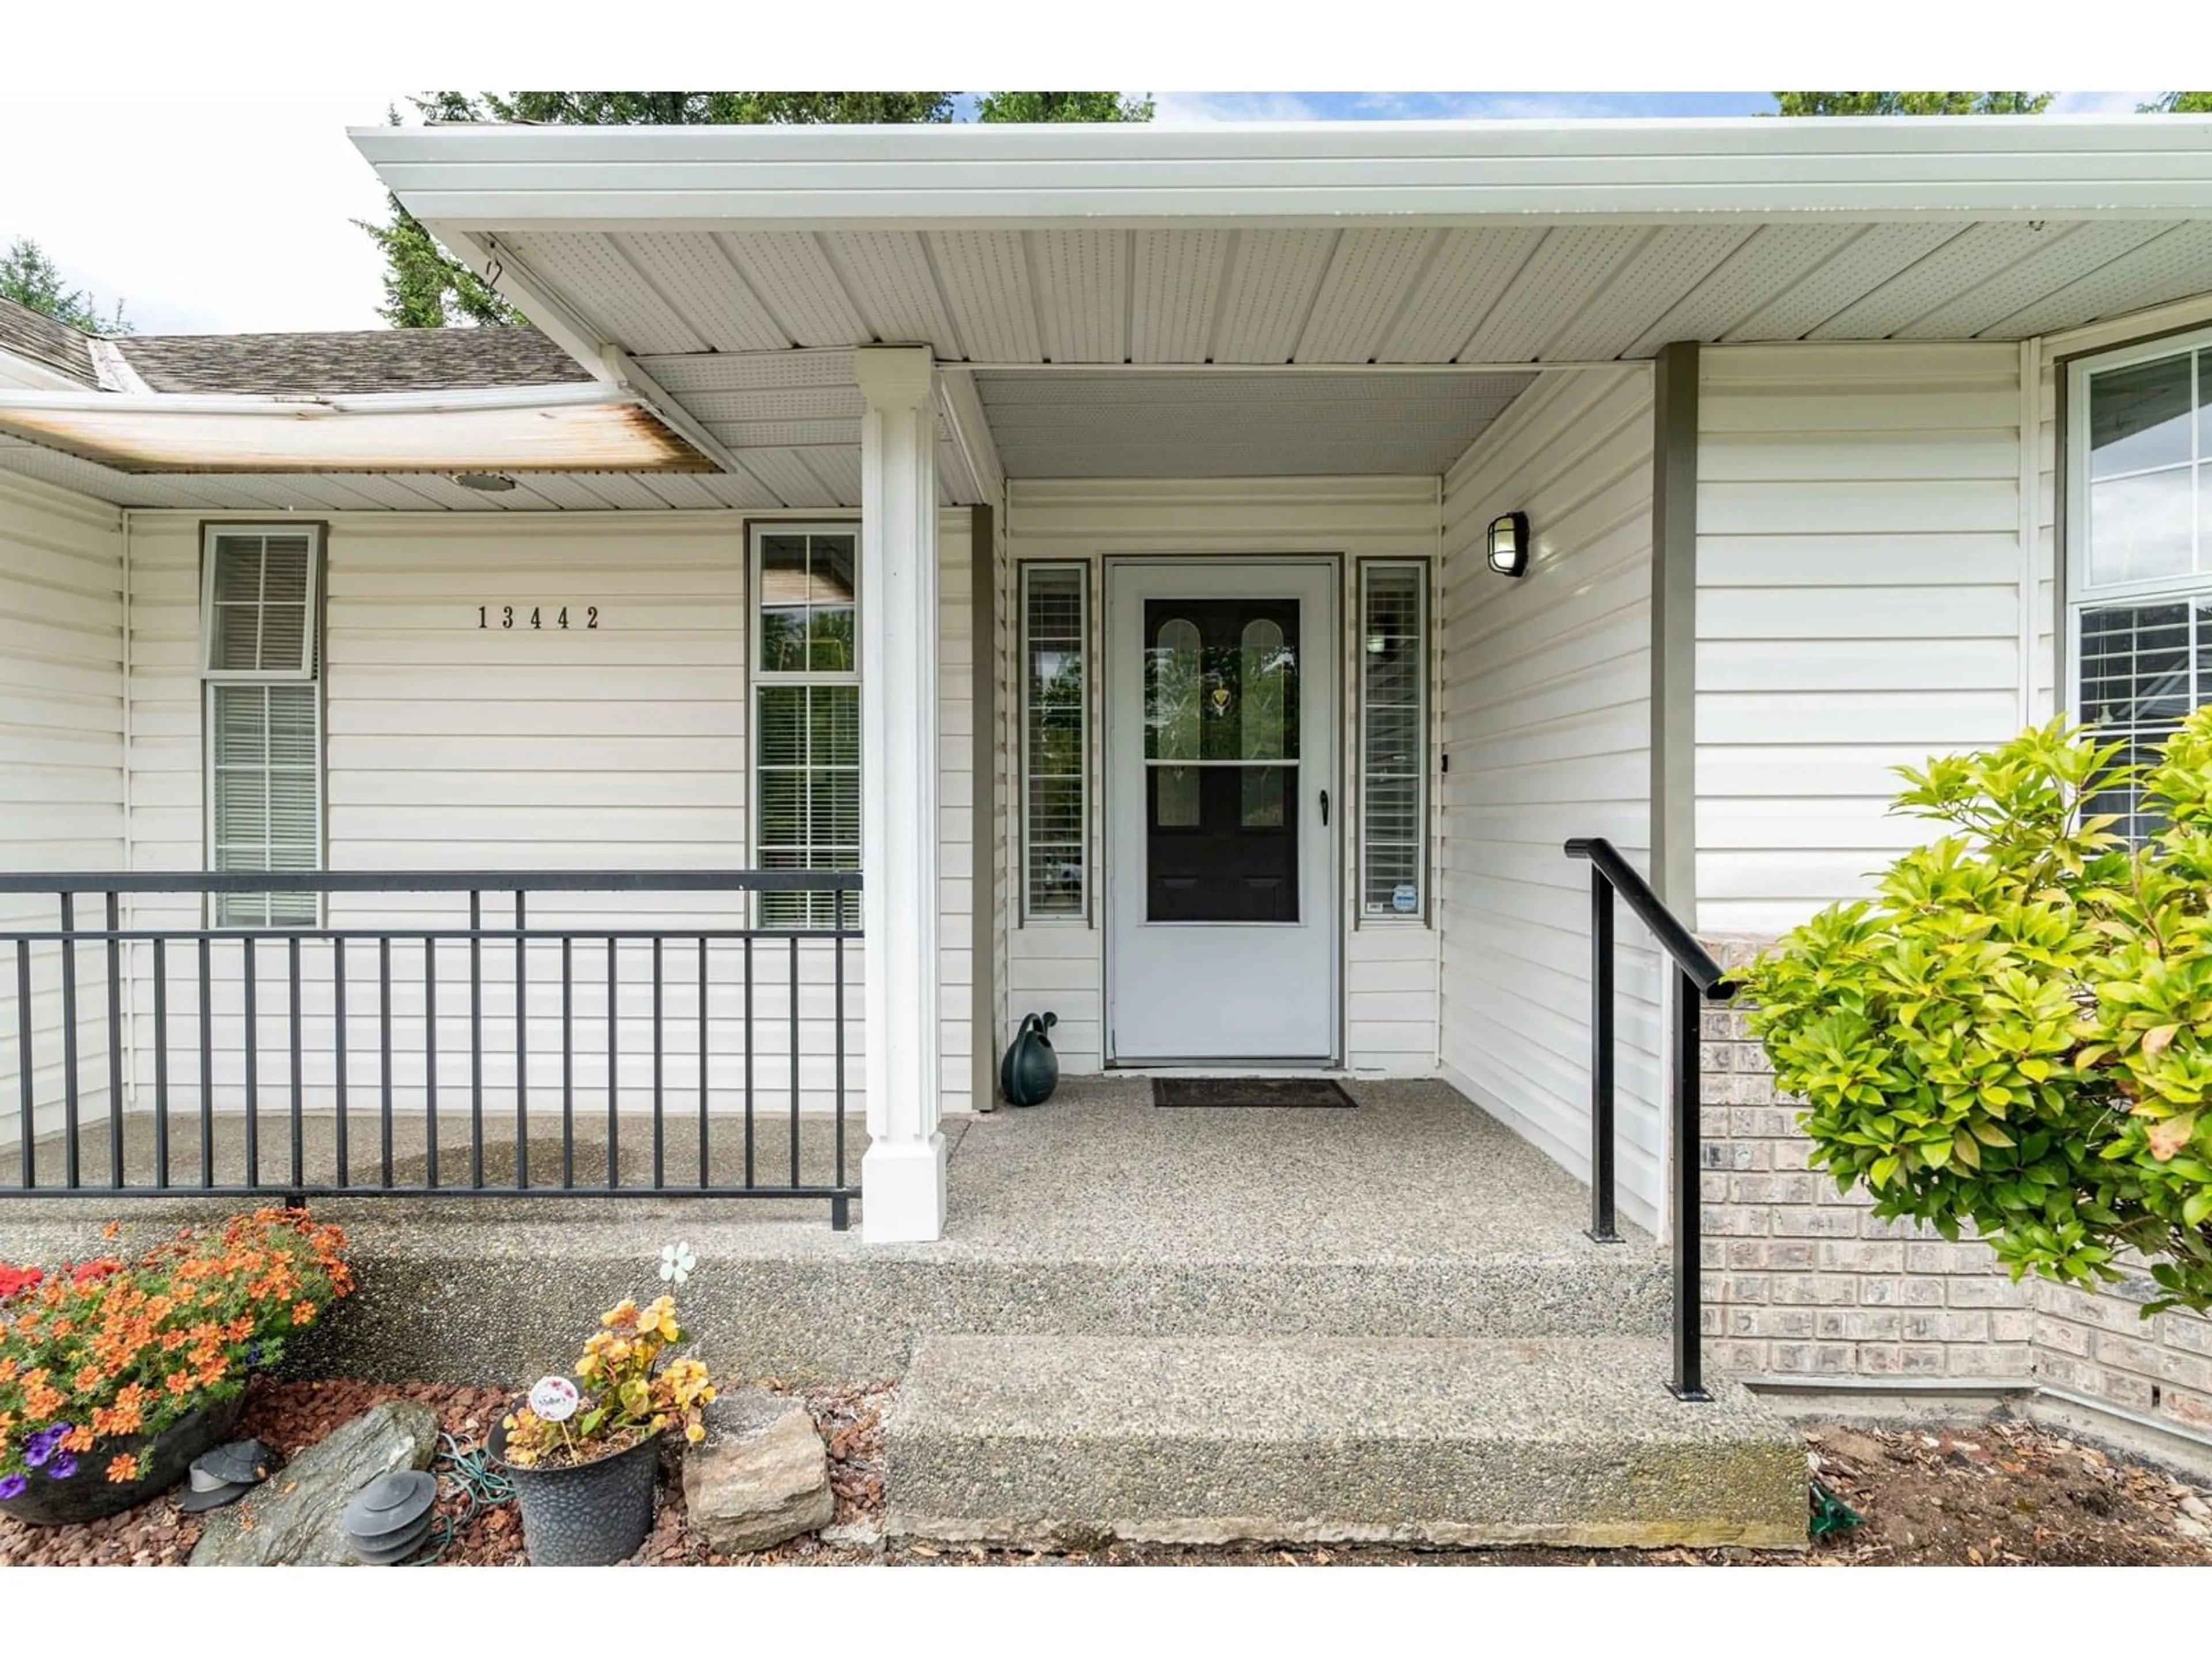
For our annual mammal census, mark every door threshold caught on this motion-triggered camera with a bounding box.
[1107,1062,1349,1077]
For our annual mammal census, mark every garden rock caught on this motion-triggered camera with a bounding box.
[681,1391,833,1554]
[190,1400,438,1566]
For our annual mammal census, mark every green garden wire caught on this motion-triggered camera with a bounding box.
[401,1430,515,1566]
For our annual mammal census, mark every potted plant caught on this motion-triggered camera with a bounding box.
[490,1249,715,1566]
[0,1208,353,1525]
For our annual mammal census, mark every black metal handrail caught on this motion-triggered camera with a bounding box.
[1565,836,1736,1402]
[0,869,862,1227]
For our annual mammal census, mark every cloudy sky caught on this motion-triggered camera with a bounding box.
[0,89,2164,338]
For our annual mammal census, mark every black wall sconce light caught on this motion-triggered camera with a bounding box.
[1487,511,1530,578]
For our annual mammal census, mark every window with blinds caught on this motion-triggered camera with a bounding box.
[753,526,860,929]
[1359,562,1427,920]
[1021,564,1088,921]
[200,528,323,926]
[2070,328,2212,838]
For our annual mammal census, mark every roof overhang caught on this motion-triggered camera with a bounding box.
[0,383,713,474]
[353,115,2212,230]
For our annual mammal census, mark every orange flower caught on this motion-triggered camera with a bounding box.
[105,1453,140,1484]
[291,1301,316,1325]
[164,1372,194,1398]
[61,1425,93,1453]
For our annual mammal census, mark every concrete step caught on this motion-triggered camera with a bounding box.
[885,1334,1806,1551]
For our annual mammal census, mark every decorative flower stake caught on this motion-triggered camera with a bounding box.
[658,1241,696,1287]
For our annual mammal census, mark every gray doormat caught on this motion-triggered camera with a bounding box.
[1153,1078,1357,1109]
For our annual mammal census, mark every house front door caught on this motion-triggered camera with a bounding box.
[1104,559,1339,1065]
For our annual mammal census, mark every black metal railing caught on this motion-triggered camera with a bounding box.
[1565,836,1735,1402]
[0,870,861,1227]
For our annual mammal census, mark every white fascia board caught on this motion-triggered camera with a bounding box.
[0,382,630,418]
[354,116,2212,230]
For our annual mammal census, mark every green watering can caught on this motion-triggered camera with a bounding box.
[999,1012,1060,1108]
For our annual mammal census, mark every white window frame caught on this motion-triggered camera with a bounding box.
[198,524,326,927]
[2063,326,2212,840]
[1355,558,1431,927]
[199,522,322,681]
[1018,560,1090,926]
[748,521,861,926]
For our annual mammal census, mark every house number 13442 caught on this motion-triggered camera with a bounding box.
[478,605,599,630]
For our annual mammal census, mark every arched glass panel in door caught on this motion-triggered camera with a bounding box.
[1141,597,1300,922]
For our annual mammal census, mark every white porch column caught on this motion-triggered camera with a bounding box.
[856,346,945,1242]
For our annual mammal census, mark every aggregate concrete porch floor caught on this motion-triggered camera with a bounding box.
[3,1078,1669,1378]
[2,1075,1650,1267]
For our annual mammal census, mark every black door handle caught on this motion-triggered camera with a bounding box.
[1320,789,1330,827]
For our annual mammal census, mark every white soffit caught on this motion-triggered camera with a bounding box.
[974,372,1536,479]
[474,215,2212,374]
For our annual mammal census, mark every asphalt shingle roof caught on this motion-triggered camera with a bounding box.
[0,297,101,387]
[117,325,592,396]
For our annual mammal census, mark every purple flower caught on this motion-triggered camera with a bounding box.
[47,1453,77,1480]
[21,1428,58,1468]
[0,1474,26,1501]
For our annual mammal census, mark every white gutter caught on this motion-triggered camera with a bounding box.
[353,115,2212,230]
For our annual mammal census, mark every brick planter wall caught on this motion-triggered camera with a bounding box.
[1701,938,2212,1441]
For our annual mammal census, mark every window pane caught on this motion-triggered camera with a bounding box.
[2200,352,2212,457]
[210,683,317,925]
[210,603,261,672]
[806,535,858,673]
[755,680,861,928]
[2088,467,2194,588]
[2078,597,2210,842]
[1024,566,1087,918]
[808,606,855,673]
[211,539,262,602]
[812,685,859,766]
[1361,565,1425,918]
[759,535,810,672]
[2090,353,2194,479]
[756,686,807,767]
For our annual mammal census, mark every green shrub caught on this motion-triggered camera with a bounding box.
[1740,709,2212,1313]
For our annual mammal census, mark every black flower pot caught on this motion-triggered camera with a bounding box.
[488,1415,661,1566]
[0,1392,247,1527]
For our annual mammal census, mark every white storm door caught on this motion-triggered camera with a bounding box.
[1105,559,1339,1064]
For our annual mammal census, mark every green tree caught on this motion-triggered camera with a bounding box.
[1774,91,2054,115]
[0,237,130,335]
[2142,92,2212,113]
[361,90,1152,328]
[972,92,1154,122]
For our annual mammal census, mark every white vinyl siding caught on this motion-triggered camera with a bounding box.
[1002,476,1438,1076]
[1435,366,1662,1227]
[0,473,125,1146]
[1694,343,2032,937]
[119,507,981,1122]
[1020,562,1088,921]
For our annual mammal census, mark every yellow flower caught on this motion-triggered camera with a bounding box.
[685,1422,706,1445]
